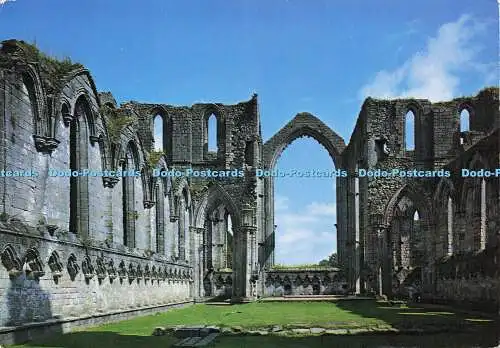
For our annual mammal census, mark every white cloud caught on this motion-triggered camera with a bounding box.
[274,195,289,211]
[359,15,491,102]
[306,202,336,216]
[0,0,15,5]
[274,200,336,265]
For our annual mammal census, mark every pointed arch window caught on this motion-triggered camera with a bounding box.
[459,109,470,145]
[207,113,218,152]
[405,110,415,151]
[69,96,90,237]
[153,114,163,152]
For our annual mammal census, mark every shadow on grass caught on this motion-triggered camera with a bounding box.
[204,295,231,304]
[14,331,177,348]
[335,299,499,347]
[215,332,500,348]
[15,329,500,348]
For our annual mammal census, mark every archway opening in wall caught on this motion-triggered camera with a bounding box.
[387,194,425,297]
[203,201,235,298]
[225,213,233,269]
[153,114,163,151]
[459,109,470,145]
[405,110,415,151]
[207,113,217,152]
[272,137,337,269]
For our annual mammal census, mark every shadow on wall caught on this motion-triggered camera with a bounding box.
[2,274,62,344]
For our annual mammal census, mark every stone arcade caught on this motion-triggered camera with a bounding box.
[0,40,498,340]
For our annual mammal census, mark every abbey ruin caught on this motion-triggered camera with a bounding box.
[0,40,498,340]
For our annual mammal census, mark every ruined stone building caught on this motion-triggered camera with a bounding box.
[0,40,498,338]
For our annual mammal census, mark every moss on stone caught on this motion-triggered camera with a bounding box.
[100,105,137,142]
[147,150,165,167]
[1,40,84,92]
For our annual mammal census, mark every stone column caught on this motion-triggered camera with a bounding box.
[374,220,389,297]
[178,200,186,261]
[190,226,204,300]
[231,204,256,302]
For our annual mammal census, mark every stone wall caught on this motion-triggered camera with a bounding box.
[341,88,500,312]
[0,223,193,326]
[263,269,347,297]
[0,39,260,336]
[0,39,498,340]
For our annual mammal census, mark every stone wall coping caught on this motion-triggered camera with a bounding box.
[267,268,340,273]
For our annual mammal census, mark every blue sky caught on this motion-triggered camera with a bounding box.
[0,0,497,265]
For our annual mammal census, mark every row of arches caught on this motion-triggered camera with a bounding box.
[0,246,193,283]
[380,152,496,296]
[18,66,245,287]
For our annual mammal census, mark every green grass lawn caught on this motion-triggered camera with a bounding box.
[10,300,499,348]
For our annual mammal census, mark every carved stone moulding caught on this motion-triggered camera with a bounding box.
[89,135,101,146]
[62,112,73,127]
[103,176,120,188]
[33,135,60,154]
[144,200,155,209]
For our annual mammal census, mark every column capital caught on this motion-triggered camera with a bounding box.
[189,226,205,234]
[241,226,257,235]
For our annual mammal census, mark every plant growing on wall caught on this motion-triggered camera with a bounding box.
[7,41,85,92]
[100,105,137,143]
[146,150,165,167]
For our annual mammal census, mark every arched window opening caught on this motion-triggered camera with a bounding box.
[225,212,233,269]
[122,143,136,248]
[207,113,217,152]
[69,97,90,237]
[413,210,419,221]
[411,209,423,268]
[69,118,79,234]
[459,109,470,145]
[460,109,470,132]
[153,114,163,152]
[405,110,415,151]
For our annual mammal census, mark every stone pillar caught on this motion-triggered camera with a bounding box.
[373,216,390,297]
[178,200,186,260]
[190,226,204,299]
[232,204,256,302]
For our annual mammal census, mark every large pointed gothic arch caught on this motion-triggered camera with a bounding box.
[262,112,346,169]
[261,112,346,269]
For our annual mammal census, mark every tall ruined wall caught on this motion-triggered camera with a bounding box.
[343,88,499,311]
[0,40,261,331]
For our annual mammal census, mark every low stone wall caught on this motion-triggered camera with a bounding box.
[0,301,193,345]
[263,269,347,297]
[208,271,232,298]
[0,225,194,328]
[425,249,499,313]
